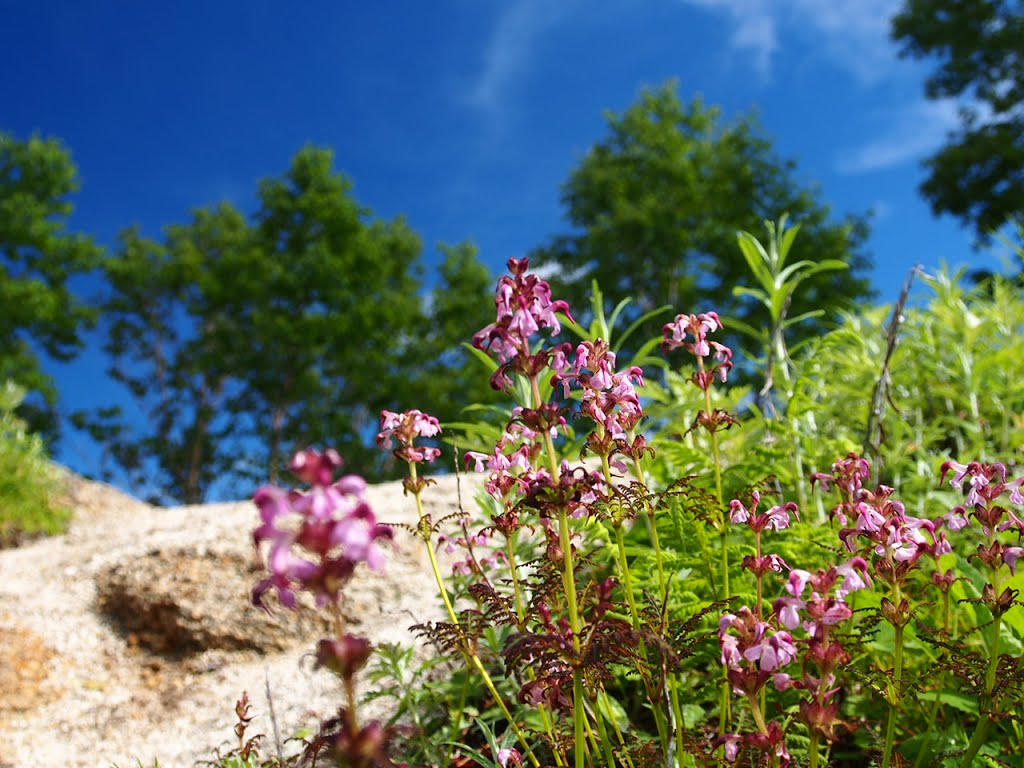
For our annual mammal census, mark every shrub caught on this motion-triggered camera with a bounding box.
[0,380,70,546]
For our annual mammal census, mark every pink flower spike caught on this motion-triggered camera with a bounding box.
[377,409,443,465]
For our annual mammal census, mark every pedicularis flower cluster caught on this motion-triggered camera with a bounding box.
[251,449,405,767]
[249,258,1024,768]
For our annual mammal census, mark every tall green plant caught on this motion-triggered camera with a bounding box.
[791,267,1024,498]
[730,216,849,508]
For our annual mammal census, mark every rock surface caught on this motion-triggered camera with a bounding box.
[0,469,475,768]
[95,544,335,656]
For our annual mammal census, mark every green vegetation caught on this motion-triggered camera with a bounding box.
[892,0,1024,240]
[73,147,496,504]
[0,380,70,546]
[0,132,101,441]
[531,81,873,351]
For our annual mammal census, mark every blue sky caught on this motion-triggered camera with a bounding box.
[0,1,1011,490]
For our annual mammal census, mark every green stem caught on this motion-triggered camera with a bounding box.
[528,373,589,768]
[960,544,1005,768]
[746,692,770,736]
[600,689,636,768]
[959,613,1002,768]
[703,381,731,736]
[412,474,540,768]
[591,694,620,768]
[911,685,944,768]
[505,533,564,766]
[615,524,670,753]
[881,623,905,768]
[700,380,728,602]
[669,675,688,766]
[607,445,671,758]
[573,673,588,768]
[809,732,820,768]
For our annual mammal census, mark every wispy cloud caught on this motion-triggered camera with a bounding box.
[464,0,571,114]
[678,0,901,82]
[836,99,961,174]
[682,0,778,77]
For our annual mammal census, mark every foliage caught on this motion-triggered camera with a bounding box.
[77,147,492,504]
[891,0,1024,240]
[160,258,1024,768]
[0,132,101,440]
[530,81,874,354]
[243,146,427,483]
[786,267,1024,499]
[73,206,256,504]
[0,380,70,546]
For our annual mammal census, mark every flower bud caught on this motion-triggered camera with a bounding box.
[880,597,912,627]
[315,634,373,681]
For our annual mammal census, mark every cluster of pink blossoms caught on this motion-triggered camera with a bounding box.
[377,409,442,464]
[730,490,799,577]
[251,449,394,611]
[814,454,952,592]
[472,256,573,392]
[941,459,1024,576]
[553,339,646,443]
[780,562,869,739]
[662,310,733,390]
[719,557,872,763]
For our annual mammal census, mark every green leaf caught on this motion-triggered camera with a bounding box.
[934,691,979,716]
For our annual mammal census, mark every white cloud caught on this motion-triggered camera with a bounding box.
[678,0,901,82]
[836,99,961,174]
[464,0,572,114]
[682,0,777,77]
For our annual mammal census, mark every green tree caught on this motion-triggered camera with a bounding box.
[530,82,874,350]
[0,132,100,439]
[75,206,258,504]
[892,0,1024,239]
[245,145,426,482]
[79,146,440,503]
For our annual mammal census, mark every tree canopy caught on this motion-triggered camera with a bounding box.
[0,132,100,439]
[892,0,1024,239]
[79,146,493,504]
[529,83,874,352]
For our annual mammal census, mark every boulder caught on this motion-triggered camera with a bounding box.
[95,544,334,656]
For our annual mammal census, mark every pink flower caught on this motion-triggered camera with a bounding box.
[252,449,394,611]
[834,557,871,597]
[1005,547,1024,575]
[774,597,806,630]
[721,733,742,761]
[787,569,812,598]
[377,409,442,465]
[662,310,734,389]
[730,491,799,533]
[497,748,522,767]
[663,311,723,356]
[744,630,798,672]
